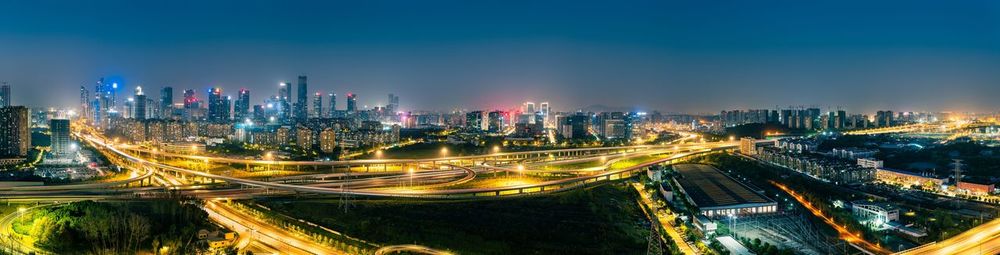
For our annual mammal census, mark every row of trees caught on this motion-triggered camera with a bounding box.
[13,199,214,255]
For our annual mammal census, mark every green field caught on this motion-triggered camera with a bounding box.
[258,184,650,255]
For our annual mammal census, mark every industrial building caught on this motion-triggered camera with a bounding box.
[671,164,777,218]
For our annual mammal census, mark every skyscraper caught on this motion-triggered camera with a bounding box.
[328,93,336,116]
[0,106,31,157]
[134,86,147,120]
[183,89,199,109]
[0,82,9,107]
[312,92,323,118]
[234,88,251,121]
[80,86,89,118]
[387,93,399,113]
[160,86,173,119]
[49,119,71,158]
[207,87,226,122]
[278,82,291,122]
[346,93,357,112]
[296,75,308,121]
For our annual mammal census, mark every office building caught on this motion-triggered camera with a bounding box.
[49,119,72,158]
[278,82,291,122]
[183,89,199,109]
[234,88,250,121]
[295,75,308,120]
[1,82,10,107]
[134,86,147,120]
[346,93,357,112]
[207,87,229,122]
[160,86,173,119]
[487,111,505,133]
[0,106,31,157]
[312,92,323,118]
[328,93,336,116]
[466,111,484,131]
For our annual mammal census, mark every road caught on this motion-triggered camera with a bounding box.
[895,216,1000,255]
[632,183,697,254]
[203,200,347,255]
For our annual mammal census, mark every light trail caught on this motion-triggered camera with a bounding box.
[769,180,891,255]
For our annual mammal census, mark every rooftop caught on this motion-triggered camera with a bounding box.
[673,164,773,209]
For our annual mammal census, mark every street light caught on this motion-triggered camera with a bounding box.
[375,150,383,158]
[492,145,500,154]
[440,147,448,157]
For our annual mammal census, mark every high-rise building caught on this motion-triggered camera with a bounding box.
[183,89,199,109]
[876,111,894,127]
[252,105,265,121]
[296,125,313,149]
[0,82,10,107]
[387,93,399,113]
[0,106,31,157]
[278,82,291,122]
[160,86,173,119]
[524,102,536,114]
[49,119,72,158]
[80,86,90,118]
[487,111,506,133]
[312,92,323,118]
[346,93,357,112]
[134,86,147,120]
[560,113,590,139]
[234,88,251,121]
[295,75,308,121]
[320,128,337,153]
[328,93,336,116]
[539,102,550,127]
[207,87,228,122]
[466,111,484,131]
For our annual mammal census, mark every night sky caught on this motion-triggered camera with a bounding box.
[1,0,999,113]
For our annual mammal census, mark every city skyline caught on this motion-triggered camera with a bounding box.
[2,1,999,113]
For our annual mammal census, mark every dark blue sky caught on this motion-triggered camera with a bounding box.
[2,0,999,113]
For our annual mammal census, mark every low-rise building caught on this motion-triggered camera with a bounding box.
[874,168,946,190]
[957,181,995,195]
[852,201,899,230]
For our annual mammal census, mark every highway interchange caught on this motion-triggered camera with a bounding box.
[6,121,1000,254]
[1,124,739,254]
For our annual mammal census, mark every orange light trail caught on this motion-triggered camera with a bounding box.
[769,180,891,255]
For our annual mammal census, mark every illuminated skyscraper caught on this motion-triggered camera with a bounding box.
[134,86,147,120]
[207,87,227,122]
[80,86,89,118]
[160,86,173,119]
[0,82,11,107]
[312,92,323,118]
[296,75,308,121]
[278,82,291,122]
[346,93,357,112]
[328,93,336,116]
[0,106,31,157]
[183,89,199,109]
[234,88,251,121]
[49,119,71,158]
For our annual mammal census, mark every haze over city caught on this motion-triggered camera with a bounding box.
[2,0,999,112]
